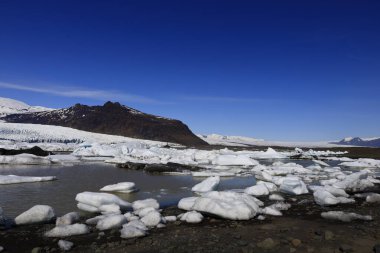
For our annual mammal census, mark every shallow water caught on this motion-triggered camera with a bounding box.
[0,163,256,217]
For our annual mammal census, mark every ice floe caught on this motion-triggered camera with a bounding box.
[0,154,53,165]
[100,182,137,193]
[0,175,56,185]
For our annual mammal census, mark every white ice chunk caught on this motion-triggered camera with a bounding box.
[58,240,74,251]
[321,211,372,222]
[191,176,220,193]
[99,204,121,215]
[366,193,380,203]
[15,205,55,225]
[269,194,284,201]
[178,197,198,211]
[279,177,308,195]
[124,220,148,231]
[100,182,136,193]
[0,154,52,165]
[180,211,204,223]
[56,212,80,226]
[45,224,90,237]
[261,207,282,216]
[75,192,131,212]
[244,184,269,196]
[185,191,260,220]
[96,214,127,230]
[140,210,162,227]
[120,226,146,239]
[132,199,159,211]
[0,175,56,185]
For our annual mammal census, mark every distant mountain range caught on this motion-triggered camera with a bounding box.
[0,98,207,147]
[335,137,380,148]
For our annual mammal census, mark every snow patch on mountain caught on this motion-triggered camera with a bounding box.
[0,97,53,116]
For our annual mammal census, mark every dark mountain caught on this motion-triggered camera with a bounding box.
[1,101,208,147]
[335,137,380,148]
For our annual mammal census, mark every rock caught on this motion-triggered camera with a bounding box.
[291,239,301,247]
[324,230,334,240]
[373,244,380,253]
[339,244,352,252]
[290,248,297,253]
[257,238,277,250]
[58,240,74,251]
[31,247,42,253]
[15,205,55,225]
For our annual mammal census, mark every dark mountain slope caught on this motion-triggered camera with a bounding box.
[2,101,208,147]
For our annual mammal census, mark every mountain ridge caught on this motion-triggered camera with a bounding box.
[1,99,207,147]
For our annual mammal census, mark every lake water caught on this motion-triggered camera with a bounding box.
[0,159,371,218]
[0,163,256,218]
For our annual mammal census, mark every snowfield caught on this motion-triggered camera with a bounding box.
[0,122,172,151]
[198,133,349,148]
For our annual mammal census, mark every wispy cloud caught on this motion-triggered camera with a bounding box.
[181,95,277,103]
[0,82,158,104]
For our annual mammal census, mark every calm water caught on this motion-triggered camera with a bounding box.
[0,163,256,218]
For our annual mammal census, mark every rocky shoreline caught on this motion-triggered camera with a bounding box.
[1,189,379,253]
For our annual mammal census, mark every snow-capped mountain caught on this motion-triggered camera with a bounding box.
[0,97,53,116]
[1,100,207,147]
[336,137,380,147]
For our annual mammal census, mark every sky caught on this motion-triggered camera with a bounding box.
[0,0,379,141]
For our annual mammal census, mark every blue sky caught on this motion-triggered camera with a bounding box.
[0,0,379,141]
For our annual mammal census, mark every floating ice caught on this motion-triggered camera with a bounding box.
[313,190,354,206]
[100,182,136,193]
[0,175,56,185]
[0,154,52,165]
